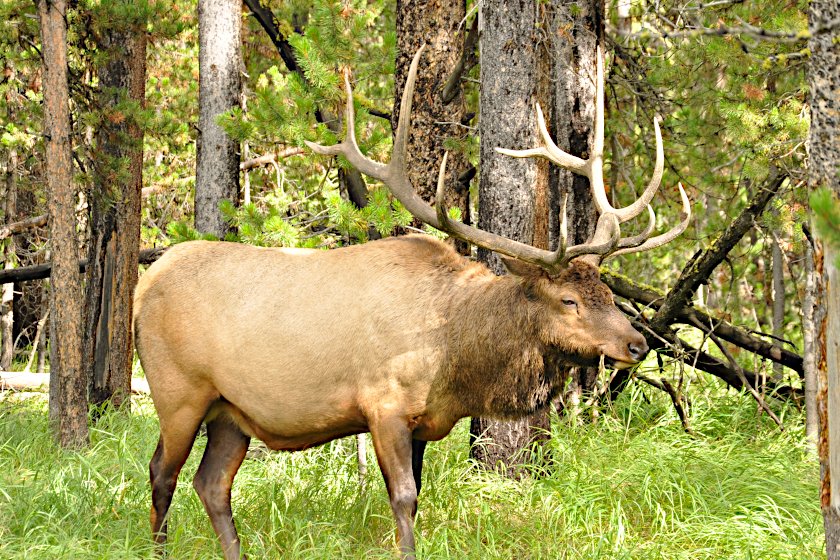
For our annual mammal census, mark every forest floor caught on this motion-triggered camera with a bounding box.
[0,380,823,559]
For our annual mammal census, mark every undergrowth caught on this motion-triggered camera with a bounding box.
[0,383,822,559]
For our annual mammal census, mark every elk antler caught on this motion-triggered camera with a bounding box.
[495,45,691,265]
[305,46,619,272]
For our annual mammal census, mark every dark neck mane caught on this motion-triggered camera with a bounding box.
[433,275,567,419]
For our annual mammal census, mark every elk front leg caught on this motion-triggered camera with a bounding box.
[369,417,418,560]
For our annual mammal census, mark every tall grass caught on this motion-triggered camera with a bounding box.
[0,384,822,559]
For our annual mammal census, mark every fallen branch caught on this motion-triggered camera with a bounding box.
[603,270,804,375]
[615,301,797,398]
[1,371,150,394]
[0,246,167,284]
[650,172,787,332]
[0,214,48,240]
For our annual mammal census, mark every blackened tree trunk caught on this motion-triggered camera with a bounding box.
[393,0,469,240]
[83,10,146,411]
[196,0,241,237]
[808,0,840,555]
[38,0,88,448]
[469,0,553,471]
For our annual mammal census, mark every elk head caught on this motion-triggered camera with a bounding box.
[306,46,691,370]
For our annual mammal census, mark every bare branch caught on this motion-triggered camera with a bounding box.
[0,214,48,240]
[710,334,785,430]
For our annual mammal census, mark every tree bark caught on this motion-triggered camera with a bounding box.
[807,0,840,555]
[393,0,469,243]
[38,0,88,448]
[804,231,819,445]
[195,0,241,237]
[771,237,785,381]
[1,143,17,370]
[469,0,553,472]
[83,11,146,411]
[546,0,604,418]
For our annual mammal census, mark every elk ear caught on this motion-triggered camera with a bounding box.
[501,257,547,279]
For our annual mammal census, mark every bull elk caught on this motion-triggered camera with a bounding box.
[135,46,690,560]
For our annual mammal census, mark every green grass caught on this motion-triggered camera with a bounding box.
[0,384,823,559]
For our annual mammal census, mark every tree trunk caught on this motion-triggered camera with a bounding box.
[393,0,469,244]
[83,12,146,411]
[195,0,241,237]
[547,0,604,417]
[1,144,17,370]
[804,235,819,445]
[807,0,840,555]
[38,0,88,448]
[469,0,552,472]
[771,237,785,381]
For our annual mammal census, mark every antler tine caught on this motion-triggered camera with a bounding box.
[605,183,692,260]
[604,115,665,223]
[495,103,589,174]
[588,46,664,223]
[496,45,667,225]
[565,213,621,264]
[616,205,656,250]
[306,46,589,272]
[558,193,568,258]
[305,69,388,181]
[435,151,450,227]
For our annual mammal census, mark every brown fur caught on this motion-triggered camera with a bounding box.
[135,234,647,559]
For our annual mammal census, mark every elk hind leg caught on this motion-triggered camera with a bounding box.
[193,416,251,560]
[411,439,427,497]
[149,403,208,545]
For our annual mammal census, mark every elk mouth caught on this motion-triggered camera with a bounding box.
[603,356,639,370]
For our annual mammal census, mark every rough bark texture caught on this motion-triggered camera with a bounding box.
[83,16,146,411]
[771,238,785,380]
[1,144,17,370]
[546,0,604,416]
[393,0,469,237]
[469,0,552,472]
[804,234,819,444]
[196,0,241,237]
[808,0,840,555]
[38,0,88,448]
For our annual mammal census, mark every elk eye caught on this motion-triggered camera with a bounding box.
[562,298,578,308]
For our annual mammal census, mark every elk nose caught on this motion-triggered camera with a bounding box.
[628,340,649,362]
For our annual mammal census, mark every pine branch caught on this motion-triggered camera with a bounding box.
[243,0,369,207]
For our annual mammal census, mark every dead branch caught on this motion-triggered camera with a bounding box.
[0,246,167,284]
[440,16,479,105]
[0,214,48,240]
[710,334,785,430]
[1,371,150,394]
[650,171,787,332]
[635,372,693,433]
[603,270,804,375]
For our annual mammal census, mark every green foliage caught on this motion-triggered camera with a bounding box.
[0,387,822,559]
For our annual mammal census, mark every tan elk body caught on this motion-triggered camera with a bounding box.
[138,47,690,560]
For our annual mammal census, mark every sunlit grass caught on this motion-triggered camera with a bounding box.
[0,383,822,559]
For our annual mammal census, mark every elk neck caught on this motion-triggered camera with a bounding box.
[428,270,566,420]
